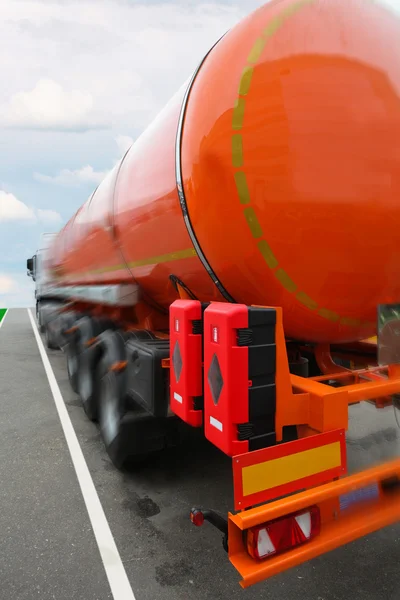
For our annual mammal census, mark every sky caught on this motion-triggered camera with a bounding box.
[0,0,265,308]
[1,0,400,308]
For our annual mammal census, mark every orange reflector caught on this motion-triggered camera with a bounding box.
[233,430,346,510]
[85,337,97,348]
[110,361,128,373]
[65,326,78,335]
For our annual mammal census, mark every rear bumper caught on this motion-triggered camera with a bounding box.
[228,457,400,588]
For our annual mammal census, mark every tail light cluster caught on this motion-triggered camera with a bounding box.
[247,506,321,560]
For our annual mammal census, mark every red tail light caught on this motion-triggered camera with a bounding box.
[247,506,321,560]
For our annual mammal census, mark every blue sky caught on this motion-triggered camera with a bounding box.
[0,0,265,307]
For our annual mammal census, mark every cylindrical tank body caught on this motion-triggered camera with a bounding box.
[49,0,400,343]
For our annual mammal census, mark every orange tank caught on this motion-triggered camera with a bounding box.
[49,0,400,344]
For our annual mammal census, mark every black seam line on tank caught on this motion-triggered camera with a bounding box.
[87,184,99,208]
[96,144,166,315]
[69,185,98,232]
[111,145,131,239]
[175,31,236,304]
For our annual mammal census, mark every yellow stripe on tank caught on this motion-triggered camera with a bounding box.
[234,172,251,204]
[231,0,373,328]
[238,66,254,96]
[244,207,263,238]
[232,98,246,130]
[275,268,297,294]
[232,135,244,167]
[87,247,197,275]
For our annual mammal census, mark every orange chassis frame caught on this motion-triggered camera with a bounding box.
[228,307,400,588]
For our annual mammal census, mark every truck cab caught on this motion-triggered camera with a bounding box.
[27,233,58,332]
[26,255,36,282]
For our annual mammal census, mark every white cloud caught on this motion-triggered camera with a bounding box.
[36,208,62,225]
[0,0,266,290]
[0,191,36,222]
[1,243,36,264]
[34,165,109,187]
[34,135,132,187]
[0,79,110,132]
[0,1,262,134]
[0,190,61,224]
[0,275,17,294]
[0,273,34,308]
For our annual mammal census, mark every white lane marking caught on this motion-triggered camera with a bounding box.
[0,309,8,330]
[27,309,136,600]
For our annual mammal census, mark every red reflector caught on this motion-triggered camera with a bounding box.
[247,506,321,560]
[190,509,205,527]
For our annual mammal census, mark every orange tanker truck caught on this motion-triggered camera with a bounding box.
[27,0,400,588]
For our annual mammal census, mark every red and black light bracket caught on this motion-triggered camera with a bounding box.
[190,508,229,552]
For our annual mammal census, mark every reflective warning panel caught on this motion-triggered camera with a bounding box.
[232,430,347,511]
[169,300,205,427]
[203,302,277,457]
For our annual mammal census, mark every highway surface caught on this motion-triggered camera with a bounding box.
[0,308,400,600]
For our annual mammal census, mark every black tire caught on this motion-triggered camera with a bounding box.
[98,370,128,469]
[98,372,177,470]
[36,303,44,333]
[78,355,106,422]
[38,302,47,334]
[66,343,79,393]
[45,323,58,350]
[77,351,95,420]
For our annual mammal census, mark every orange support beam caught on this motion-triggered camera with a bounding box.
[228,458,400,588]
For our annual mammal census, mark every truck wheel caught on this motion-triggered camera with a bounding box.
[98,370,128,469]
[66,344,79,393]
[78,355,105,422]
[45,323,58,350]
[77,352,95,420]
[98,370,175,470]
[36,303,45,333]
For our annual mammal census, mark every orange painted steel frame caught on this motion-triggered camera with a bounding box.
[271,306,400,439]
[228,458,400,588]
[48,0,400,345]
[225,305,400,587]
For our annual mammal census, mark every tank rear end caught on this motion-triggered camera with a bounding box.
[181,0,400,343]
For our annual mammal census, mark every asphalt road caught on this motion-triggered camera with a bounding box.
[1,308,400,600]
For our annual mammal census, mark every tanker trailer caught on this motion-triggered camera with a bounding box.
[28,0,400,588]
